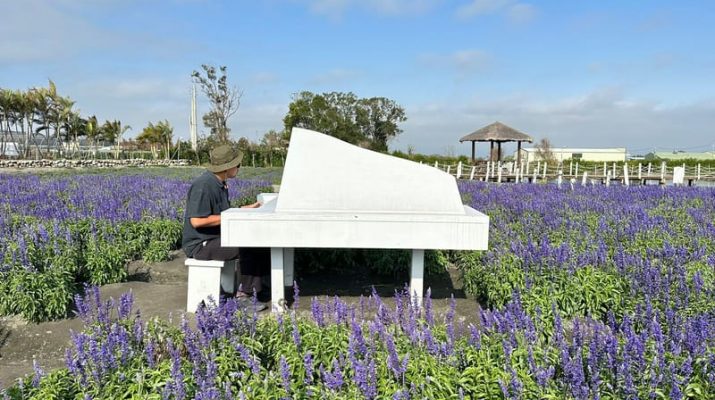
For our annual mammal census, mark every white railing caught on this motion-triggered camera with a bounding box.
[426,160,715,186]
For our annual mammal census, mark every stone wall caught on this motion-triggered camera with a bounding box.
[0,159,192,169]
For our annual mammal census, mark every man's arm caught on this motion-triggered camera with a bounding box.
[190,202,261,227]
[240,201,262,209]
[190,215,222,228]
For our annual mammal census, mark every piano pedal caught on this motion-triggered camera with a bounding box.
[278,298,289,311]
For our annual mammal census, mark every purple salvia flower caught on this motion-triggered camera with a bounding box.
[321,359,344,391]
[292,280,300,310]
[303,352,314,385]
[311,297,325,327]
[168,340,186,400]
[145,339,156,368]
[31,358,43,388]
[280,356,291,395]
[117,290,133,320]
[291,313,301,349]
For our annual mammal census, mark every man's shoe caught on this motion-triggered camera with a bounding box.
[236,296,268,312]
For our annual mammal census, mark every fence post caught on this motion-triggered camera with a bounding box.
[434,161,438,169]
[497,163,503,183]
[606,171,611,187]
[485,161,490,181]
[542,162,547,180]
[612,162,616,179]
[582,171,588,186]
[469,166,476,180]
[569,161,573,176]
[557,169,563,188]
[697,164,701,180]
[638,163,642,180]
[647,162,652,176]
[446,165,451,175]
[603,162,607,177]
[575,162,579,177]
[456,161,462,179]
[623,164,630,186]
[660,162,666,181]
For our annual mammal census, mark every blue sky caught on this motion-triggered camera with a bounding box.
[1,0,714,157]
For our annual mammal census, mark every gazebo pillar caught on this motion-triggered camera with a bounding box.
[497,142,502,162]
[490,141,495,162]
[517,141,522,166]
[471,141,475,164]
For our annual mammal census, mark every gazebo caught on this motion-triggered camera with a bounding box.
[459,121,533,165]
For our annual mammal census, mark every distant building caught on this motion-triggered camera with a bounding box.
[516,147,627,163]
[645,151,715,161]
[0,142,21,157]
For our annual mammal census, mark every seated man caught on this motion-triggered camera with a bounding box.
[181,144,269,311]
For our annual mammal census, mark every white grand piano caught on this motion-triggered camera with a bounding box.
[221,128,489,312]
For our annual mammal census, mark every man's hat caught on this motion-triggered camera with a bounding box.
[206,144,243,173]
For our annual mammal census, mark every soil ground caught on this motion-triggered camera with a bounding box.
[0,251,480,387]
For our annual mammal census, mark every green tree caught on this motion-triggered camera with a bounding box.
[137,120,173,159]
[283,91,406,151]
[191,64,242,143]
[86,115,102,157]
[101,120,132,158]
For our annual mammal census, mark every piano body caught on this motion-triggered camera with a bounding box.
[222,128,489,312]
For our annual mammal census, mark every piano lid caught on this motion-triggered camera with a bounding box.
[275,128,466,215]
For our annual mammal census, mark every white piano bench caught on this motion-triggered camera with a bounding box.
[184,258,235,313]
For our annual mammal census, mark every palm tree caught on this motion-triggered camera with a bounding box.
[23,89,45,158]
[137,120,173,159]
[31,87,54,157]
[86,115,101,158]
[101,120,132,159]
[63,112,87,157]
[0,89,12,157]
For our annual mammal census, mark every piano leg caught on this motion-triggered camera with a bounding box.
[270,247,286,313]
[410,249,425,308]
[283,248,294,287]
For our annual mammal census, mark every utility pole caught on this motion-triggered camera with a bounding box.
[190,84,198,152]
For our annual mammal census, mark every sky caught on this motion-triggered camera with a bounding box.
[1,0,714,158]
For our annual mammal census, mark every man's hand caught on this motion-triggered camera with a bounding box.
[240,201,262,209]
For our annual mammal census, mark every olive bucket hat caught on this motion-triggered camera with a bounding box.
[206,144,243,173]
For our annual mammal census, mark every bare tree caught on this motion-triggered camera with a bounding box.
[191,65,242,143]
[535,138,556,163]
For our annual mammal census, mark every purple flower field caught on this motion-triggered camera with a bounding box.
[0,172,271,322]
[2,176,715,399]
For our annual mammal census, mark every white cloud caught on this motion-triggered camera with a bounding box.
[506,3,537,24]
[69,73,287,144]
[456,0,536,24]
[0,0,198,65]
[419,50,493,77]
[456,0,511,18]
[394,88,715,156]
[0,1,110,63]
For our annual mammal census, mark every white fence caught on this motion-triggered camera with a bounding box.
[429,160,715,186]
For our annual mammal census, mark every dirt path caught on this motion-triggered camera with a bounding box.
[0,252,479,387]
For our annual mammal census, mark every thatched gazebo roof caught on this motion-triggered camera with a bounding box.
[459,121,533,143]
[459,121,533,163]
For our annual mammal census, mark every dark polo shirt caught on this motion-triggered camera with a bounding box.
[182,170,230,257]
